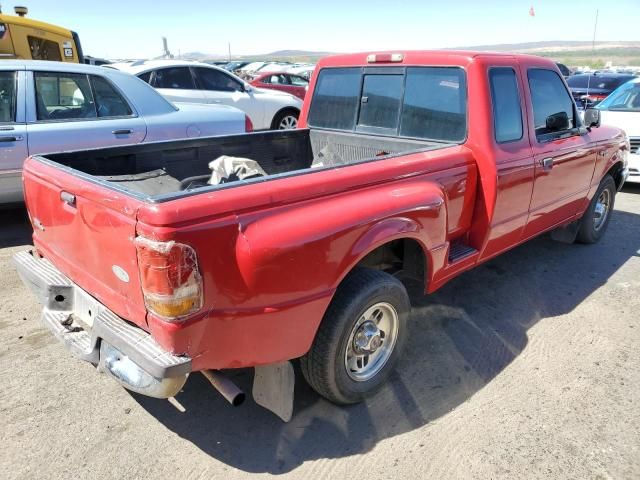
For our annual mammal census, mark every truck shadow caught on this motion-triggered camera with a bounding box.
[0,206,32,248]
[133,208,640,474]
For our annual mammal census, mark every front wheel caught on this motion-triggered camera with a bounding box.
[576,174,616,244]
[300,268,409,405]
[271,109,299,130]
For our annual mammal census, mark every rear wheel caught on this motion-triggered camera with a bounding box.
[272,109,299,130]
[576,174,616,244]
[301,268,409,405]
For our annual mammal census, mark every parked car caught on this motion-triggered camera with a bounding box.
[250,71,308,100]
[567,73,636,109]
[0,60,248,204]
[597,77,640,182]
[115,60,303,130]
[223,60,250,72]
[14,51,629,421]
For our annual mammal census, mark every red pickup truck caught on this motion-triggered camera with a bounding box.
[14,51,629,420]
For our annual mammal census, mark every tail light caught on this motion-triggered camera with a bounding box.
[245,115,253,132]
[134,236,203,321]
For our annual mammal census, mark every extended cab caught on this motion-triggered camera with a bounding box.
[14,51,629,420]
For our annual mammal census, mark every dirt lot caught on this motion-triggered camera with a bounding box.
[1,185,639,480]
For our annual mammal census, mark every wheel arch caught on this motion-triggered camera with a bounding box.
[270,106,300,129]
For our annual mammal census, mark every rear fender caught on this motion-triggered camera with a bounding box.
[235,177,448,300]
[334,190,447,291]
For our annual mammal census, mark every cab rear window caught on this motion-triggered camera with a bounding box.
[308,66,467,142]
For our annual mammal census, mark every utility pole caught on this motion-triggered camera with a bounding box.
[228,42,231,61]
[591,9,599,53]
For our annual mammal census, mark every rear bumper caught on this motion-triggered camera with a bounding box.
[13,250,191,397]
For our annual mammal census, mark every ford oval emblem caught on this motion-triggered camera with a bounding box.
[112,265,130,283]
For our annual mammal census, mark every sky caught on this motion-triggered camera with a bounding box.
[9,0,640,59]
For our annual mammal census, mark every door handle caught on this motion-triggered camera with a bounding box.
[112,129,133,135]
[0,135,23,142]
[211,100,222,103]
[60,191,76,207]
[540,157,554,171]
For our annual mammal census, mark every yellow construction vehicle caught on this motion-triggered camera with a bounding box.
[0,6,83,62]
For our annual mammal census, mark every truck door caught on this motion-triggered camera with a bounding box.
[0,67,28,203]
[25,70,146,154]
[522,67,597,236]
[479,65,535,259]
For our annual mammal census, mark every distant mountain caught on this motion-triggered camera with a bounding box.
[454,40,640,53]
[265,50,334,57]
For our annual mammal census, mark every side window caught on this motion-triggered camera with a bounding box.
[0,71,16,123]
[35,72,96,121]
[137,71,152,84]
[28,36,62,61]
[527,69,575,138]
[193,67,242,92]
[289,75,308,87]
[308,68,361,130]
[260,75,271,84]
[489,68,523,143]
[357,74,403,131]
[90,76,133,117]
[153,67,195,90]
[400,67,467,141]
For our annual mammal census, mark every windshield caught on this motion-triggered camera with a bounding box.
[597,81,640,111]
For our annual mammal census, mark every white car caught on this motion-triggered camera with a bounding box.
[597,78,640,183]
[0,60,247,204]
[114,60,303,130]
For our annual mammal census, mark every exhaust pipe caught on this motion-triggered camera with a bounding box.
[201,370,245,406]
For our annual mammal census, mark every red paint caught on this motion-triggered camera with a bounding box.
[23,51,628,370]
[249,72,307,100]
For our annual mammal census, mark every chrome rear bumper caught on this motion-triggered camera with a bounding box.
[13,250,190,398]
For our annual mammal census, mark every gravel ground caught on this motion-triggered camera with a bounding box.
[1,185,639,480]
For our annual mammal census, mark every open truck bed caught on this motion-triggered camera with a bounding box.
[38,129,442,201]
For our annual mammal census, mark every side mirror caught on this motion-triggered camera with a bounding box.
[583,108,601,128]
[243,84,253,93]
[545,111,570,132]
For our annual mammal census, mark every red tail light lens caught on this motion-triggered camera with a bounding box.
[134,237,203,321]
[245,115,253,132]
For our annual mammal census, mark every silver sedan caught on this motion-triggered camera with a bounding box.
[0,60,247,204]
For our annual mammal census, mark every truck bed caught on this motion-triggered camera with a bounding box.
[37,129,445,202]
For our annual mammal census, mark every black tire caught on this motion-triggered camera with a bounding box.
[576,174,616,244]
[271,108,299,130]
[300,267,410,405]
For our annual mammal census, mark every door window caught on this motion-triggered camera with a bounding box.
[35,72,96,121]
[489,68,523,143]
[28,36,62,61]
[0,71,16,122]
[266,74,289,85]
[289,75,308,86]
[91,76,133,117]
[137,71,152,84]
[153,67,195,89]
[193,67,242,92]
[528,69,575,138]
